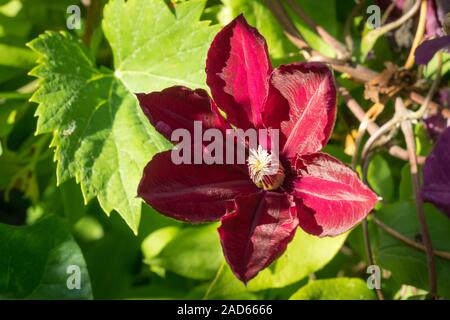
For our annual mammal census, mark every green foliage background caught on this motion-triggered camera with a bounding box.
[0,0,449,300]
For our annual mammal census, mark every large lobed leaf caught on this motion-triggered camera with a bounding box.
[28,32,169,234]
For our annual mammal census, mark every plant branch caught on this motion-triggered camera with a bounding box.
[360,117,399,164]
[398,97,437,298]
[338,86,426,164]
[359,55,442,165]
[404,0,428,69]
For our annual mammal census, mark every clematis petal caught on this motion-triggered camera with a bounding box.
[138,150,258,223]
[421,127,450,217]
[136,86,228,141]
[206,15,272,129]
[218,192,298,283]
[270,63,337,158]
[261,79,290,129]
[415,35,450,65]
[291,152,378,237]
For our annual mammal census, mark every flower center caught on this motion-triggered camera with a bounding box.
[247,146,285,191]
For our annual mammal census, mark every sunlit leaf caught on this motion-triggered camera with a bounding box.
[28,31,170,233]
[290,278,376,300]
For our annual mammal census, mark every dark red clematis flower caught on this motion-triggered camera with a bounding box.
[136,16,378,283]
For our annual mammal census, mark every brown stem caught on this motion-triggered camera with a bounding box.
[398,97,438,298]
[332,64,378,82]
[410,92,449,119]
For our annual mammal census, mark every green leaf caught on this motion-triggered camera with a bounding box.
[0,42,37,83]
[103,0,220,93]
[373,201,450,299]
[141,226,181,277]
[424,52,450,79]
[367,154,394,202]
[360,29,381,61]
[399,164,412,201]
[0,12,31,39]
[17,0,76,33]
[145,224,223,280]
[28,31,170,234]
[289,278,376,300]
[0,215,92,299]
[141,226,181,260]
[73,216,105,243]
[414,123,433,156]
[0,42,36,68]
